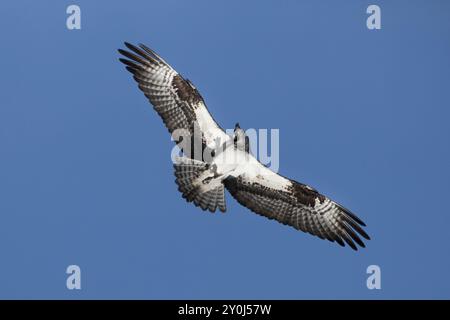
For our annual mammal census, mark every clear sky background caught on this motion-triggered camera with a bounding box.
[0,0,449,299]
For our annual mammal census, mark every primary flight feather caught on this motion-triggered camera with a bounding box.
[118,42,370,250]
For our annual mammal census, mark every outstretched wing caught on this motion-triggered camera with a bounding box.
[118,42,230,151]
[224,163,370,250]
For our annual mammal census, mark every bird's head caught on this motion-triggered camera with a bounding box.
[233,123,249,152]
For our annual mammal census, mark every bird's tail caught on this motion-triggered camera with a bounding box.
[173,157,226,213]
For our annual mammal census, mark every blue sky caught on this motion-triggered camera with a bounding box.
[0,0,449,299]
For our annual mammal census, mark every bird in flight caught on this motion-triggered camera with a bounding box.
[118,42,370,250]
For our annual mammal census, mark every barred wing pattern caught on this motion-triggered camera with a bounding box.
[118,43,230,150]
[224,169,370,250]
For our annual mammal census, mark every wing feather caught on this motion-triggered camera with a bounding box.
[224,165,370,250]
[118,42,230,154]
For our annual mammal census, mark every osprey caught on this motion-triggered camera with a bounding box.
[118,42,370,250]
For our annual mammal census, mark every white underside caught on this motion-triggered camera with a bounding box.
[207,147,291,192]
[193,101,291,194]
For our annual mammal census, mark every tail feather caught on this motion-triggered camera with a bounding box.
[194,186,226,213]
[173,157,226,213]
